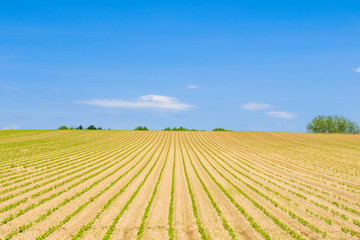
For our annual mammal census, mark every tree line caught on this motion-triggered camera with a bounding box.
[135,126,231,131]
[57,115,359,134]
[58,125,105,130]
[57,125,230,131]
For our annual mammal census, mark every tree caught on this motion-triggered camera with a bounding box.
[78,125,83,130]
[87,125,97,130]
[168,126,202,131]
[306,115,359,134]
[58,126,68,130]
[134,126,149,131]
[172,126,187,131]
[213,128,227,131]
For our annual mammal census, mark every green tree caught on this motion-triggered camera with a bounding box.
[213,128,227,131]
[78,125,83,130]
[172,126,187,131]
[134,126,149,130]
[306,115,359,134]
[58,126,68,130]
[87,125,97,130]
[163,127,171,131]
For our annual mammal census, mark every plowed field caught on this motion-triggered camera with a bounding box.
[1,130,360,239]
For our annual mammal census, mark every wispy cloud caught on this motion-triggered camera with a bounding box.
[2,126,20,130]
[38,101,64,106]
[187,84,200,89]
[1,85,22,91]
[353,66,360,73]
[267,111,297,119]
[241,103,273,111]
[77,95,195,111]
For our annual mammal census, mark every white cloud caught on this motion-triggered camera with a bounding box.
[241,103,273,111]
[2,126,19,130]
[353,66,360,73]
[77,95,195,111]
[187,84,200,89]
[267,111,297,119]
[1,85,22,91]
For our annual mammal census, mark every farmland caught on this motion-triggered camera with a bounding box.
[0,130,360,239]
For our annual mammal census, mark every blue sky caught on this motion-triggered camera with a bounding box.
[1,0,360,131]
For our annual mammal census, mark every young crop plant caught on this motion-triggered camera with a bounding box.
[168,135,176,240]
[37,132,166,240]
[181,133,271,240]
[137,133,172,239]
[182,136,237,239]
[179,134,209,240]
[71,133,168,240]
[2,129,360,240]
[4,132,163,239]
[103,134,169,240]
[185,132,306,240]
[0,134,151,224]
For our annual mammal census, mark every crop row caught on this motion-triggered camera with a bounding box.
[179,134,209,240]
[203,133,358,222]
[182,135,237,239]
[168,135,176,240]
[180,133,270,239]
[37,132,167,240]
[72,132,168,239]
[0,131,137,186]
[201,132,360,232]
[3,131,163,239]
[136,133,172,239]
[192,133,327,237]
[102,133,169,240]
[0,131,150,208]
[185,132,306,239]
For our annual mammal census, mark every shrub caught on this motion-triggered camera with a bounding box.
[134,126,149,131]
[57,126,68,130]
[87,125,97,130]
[213,128,227,131]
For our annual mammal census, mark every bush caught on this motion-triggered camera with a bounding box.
[306,115,359,134]
[213,128,227,131]
[134,126,149,131]
[87,125,97,130]
[172,127,186,131]
[166,127,204,131]
[58,126,68,130]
